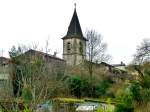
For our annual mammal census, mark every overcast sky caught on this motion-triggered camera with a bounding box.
[0,0,150,64]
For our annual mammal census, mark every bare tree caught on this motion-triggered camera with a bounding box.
[132,38,150,84]
[86,30,109,63]
[8,44,67,111]
[85,30,110,96]
[85,30,110,75]
[134,38,150,64]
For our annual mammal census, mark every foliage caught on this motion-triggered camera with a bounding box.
[23,105,30,112]
[141,68,150,89]
[67,74,113,98]
[115,84,134,112]
[8,45,68,111]
[127,61,150,111]
[68,75,82,97]
[95,98,114,112]
[6,39,150,111]
[53,98,84,103]
[9,45,28,58]
[129,81,141,102]
[141,88,150,102]
[96,107,103,112]
[94,79,112,97]
[67,75,92,97]
[21,87,32,104]
[115,104,134,112]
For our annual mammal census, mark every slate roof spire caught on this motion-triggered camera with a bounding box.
[62,4,87,40]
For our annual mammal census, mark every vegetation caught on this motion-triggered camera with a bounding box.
[66,74,113,98]
[53,98,84,103]
[0,38,150,111]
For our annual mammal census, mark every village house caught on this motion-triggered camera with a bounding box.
[23,49,66,75]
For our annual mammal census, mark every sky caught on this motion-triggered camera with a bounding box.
[0,0,150,64]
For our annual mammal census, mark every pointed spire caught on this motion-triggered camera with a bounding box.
[67,5,83,37]
[62,4,87,41]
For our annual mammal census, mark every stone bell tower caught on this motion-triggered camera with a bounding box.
[62,4,87,66]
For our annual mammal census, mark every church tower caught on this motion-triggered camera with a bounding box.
[62,5,87,66]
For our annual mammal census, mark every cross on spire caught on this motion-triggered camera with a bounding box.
[74,3,76,9]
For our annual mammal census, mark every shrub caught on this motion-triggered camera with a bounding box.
[115,84,134,112]
[130,81,141,102]
[68,76,82,97]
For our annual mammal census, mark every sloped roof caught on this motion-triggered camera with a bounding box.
[24,49,65,62]
[0,57,10,65]
[62,8,87,41]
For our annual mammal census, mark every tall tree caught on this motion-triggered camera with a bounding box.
[132,38,150,86]
[85,30,110,96]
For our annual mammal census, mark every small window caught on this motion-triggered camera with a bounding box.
[67,42,71,53]
[79,42,83,54]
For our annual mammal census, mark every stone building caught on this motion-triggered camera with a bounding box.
[0,57,12,99]
[10,49,66,81]
[0,57,10,86]
[23,49,66,75]
[62,6,87,66]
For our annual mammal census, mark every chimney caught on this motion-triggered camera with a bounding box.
[121,61,125,66]
[53,52,57,57]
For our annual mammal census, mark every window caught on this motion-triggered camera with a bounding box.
[79,42,83,54]
[67,42,71,53]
